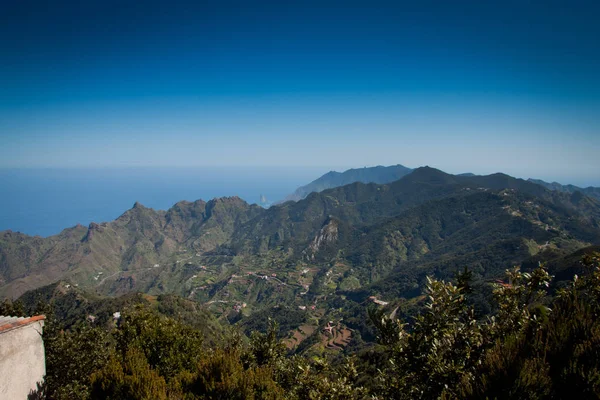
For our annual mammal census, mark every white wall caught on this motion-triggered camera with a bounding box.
[0,320,46,399]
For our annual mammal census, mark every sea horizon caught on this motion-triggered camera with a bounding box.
[0,166,330,237]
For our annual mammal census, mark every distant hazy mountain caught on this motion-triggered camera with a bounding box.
[277,164,413,203]
[529,178,600,201]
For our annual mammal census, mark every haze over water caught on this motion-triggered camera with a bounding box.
[0,167,325,237]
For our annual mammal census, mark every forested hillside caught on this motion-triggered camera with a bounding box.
[3,251,599,399]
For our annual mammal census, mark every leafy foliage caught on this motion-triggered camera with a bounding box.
[44,323,113,399]
[369,253,600,399]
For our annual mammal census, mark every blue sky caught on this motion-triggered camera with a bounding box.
[1,0,599,185]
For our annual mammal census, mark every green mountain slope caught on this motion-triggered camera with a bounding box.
[230,167,472,255]
[0,197,262,298]
[228,167,599,260]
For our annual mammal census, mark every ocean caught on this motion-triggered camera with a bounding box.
[0,167,324,237]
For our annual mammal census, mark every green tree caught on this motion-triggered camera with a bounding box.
[43,323,114,399]
[113,305,205,382]
[0,298,26,316]
[371,263,553,399]
[90,348,168,400]
[464,254,600,399]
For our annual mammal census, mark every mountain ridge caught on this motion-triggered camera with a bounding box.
[528,178,600,201]
[277,164,413,203]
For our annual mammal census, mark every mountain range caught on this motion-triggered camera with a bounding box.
[2,165,600,352]
[278,165,600,204]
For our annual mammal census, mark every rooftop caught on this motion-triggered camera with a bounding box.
[0,315,45,334]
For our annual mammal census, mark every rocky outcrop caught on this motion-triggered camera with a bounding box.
[82,222,102,242]
[308,217,339,254]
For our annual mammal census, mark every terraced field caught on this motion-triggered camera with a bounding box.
[284,325,317,349]
[321,322,353,351]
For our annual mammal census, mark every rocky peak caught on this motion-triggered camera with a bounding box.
[82,222,102,242]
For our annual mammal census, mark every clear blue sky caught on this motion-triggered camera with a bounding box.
[1,0,599,185]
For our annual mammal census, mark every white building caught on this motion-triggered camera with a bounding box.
[0,315,46,399]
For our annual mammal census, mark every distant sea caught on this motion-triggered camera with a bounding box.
[0,167,325,237]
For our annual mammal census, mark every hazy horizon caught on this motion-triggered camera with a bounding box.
[1,164,598,188]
